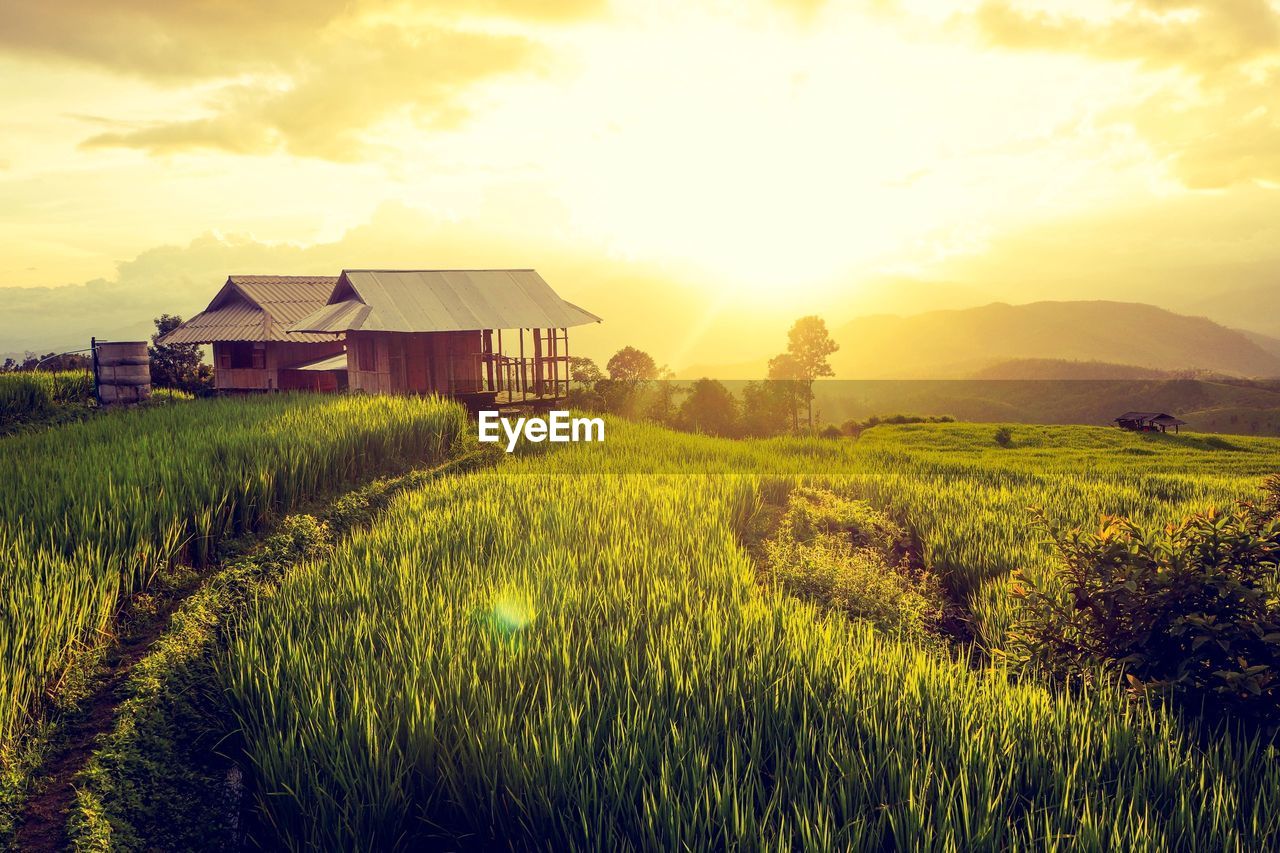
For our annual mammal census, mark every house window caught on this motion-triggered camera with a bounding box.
[251,346,266,370]
[220,342,257,369]
[358,338,376,371]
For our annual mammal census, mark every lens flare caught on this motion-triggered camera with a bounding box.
[490,594,536,634]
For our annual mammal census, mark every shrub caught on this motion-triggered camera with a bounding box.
[818,424,843,439]
[1009,475,1280,722]
[994,426,1013,447]
[765,488,942,639]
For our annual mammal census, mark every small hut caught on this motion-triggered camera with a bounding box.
[1114,411,1187,433]
[158,276,345,392]
[290,269,601,406]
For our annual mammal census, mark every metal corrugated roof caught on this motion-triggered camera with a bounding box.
[290,270,602,334]
[1115,411,1186,424]
[158,276,341,344]
[283,352,348,371]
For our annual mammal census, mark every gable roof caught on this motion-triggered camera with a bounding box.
[1115,411,1187,425]
[158,276,341,344]
[290,270,602,334]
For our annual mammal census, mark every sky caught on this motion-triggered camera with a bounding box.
[1,0,1279,365]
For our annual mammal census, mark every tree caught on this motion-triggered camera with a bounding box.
[568,356,604,386]
[643,366,682,426]
[767,352,806,433]
[740,380,793,437]
[598,346,661,417]
[782,316,838,431]
[678,378,739,436]
[606,346,659,383]
[149,314,212,392]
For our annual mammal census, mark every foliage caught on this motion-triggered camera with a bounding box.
[605,346,658,383]
[0,371,95,434]
[994,425,1014,447]
[772,316,839,431]
[766,352,806,432]
[149,314,213,393]
[68,515,334,853]
[568,356,604,385]
[739,380,795,437]
[0,394,467,767]
[677,378,739,436]
[66,450,493,852]
[841,414,954,437]
[765,488,942,639]
[785,315,839,381]
[222,421,1280,850]
[1009,478,1280,722]
[1,353,92,373]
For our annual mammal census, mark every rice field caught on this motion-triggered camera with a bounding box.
[223,418,1280,850]
[0,371,93,426]
[0,393,467,761]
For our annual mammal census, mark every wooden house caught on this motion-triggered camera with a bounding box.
[290,269,601,406]
[1114,411,1187,433]
[158,276,346,392]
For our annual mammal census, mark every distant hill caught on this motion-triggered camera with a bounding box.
[969,359,1173,380]
[808,377,1280,437]
[830,301,1280,379]
[678,300,1280,380]
[1189,284,1280,339]
[1240,329,1280,359]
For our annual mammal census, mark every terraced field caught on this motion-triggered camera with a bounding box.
[0,394,466,763]
[220,419,1280,849]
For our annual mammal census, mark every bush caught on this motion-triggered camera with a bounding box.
[819,424,843,439]
[765,488,942,639]
[1009,475,1280,722]
[994,426,1013,447]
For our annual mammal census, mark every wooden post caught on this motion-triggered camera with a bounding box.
[90,336,101,405]
[532,328,544,397]
[483,330,495,393]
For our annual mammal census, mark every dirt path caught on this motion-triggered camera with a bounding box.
[13,595,188,851]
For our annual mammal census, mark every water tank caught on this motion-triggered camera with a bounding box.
[95,341,152,405]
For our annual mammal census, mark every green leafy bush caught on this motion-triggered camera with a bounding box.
[765,488,942,638]
[994,426,1013,447]
[1009,475,1280,721]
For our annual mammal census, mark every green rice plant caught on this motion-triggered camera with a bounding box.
[0,371,93,422]
[223,419,1280,850]
[0,393,467,762]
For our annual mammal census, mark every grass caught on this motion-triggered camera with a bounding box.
[0,371,95,434]
[0,393,468,775]
[221,418,1280,850]
[64,449,499,851]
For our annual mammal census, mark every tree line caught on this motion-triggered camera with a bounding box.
[566,316,844,438]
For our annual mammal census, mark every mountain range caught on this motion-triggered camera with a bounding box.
[679,300,1280,380]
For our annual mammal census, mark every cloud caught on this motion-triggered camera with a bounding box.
[973,1,1280,75]
[967,1,1280,187]
[0,202,723,367]
[81,26,536,160]
[0,0,598,160]
[0,0,601,79]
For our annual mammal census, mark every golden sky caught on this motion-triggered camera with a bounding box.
[1,0,1279,362]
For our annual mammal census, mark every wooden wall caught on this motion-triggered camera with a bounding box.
[213,339,344,392]
[347,330,484,395]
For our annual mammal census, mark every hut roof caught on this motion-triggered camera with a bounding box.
[1114,411,1186,425]
[158,276,341,344]
[284,352,348,371]
[290,269,602,334]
